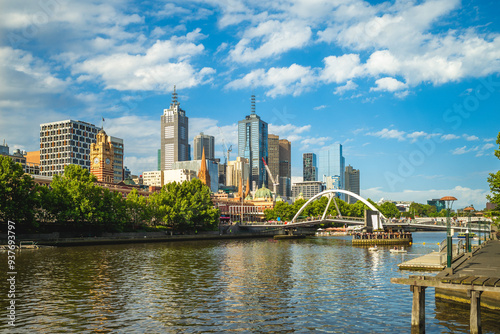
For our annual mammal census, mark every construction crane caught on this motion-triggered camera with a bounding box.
[262,157,279,195]
[217,127,232,164]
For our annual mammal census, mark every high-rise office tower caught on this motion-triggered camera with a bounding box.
[161,86,189,170]
[303,153,317,182]
[267,134,291,197]
[318,144,345,198]
[193,133,215,161]
[279,138,291,197]
[40,120,100,176]
[238,95,268,190]
[268,134,280,182]
[278,139,291,179]
[345,165,360,204]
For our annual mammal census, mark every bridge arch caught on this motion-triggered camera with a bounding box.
[291,189,385,223]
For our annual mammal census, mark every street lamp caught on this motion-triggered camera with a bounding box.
[440,196,457,268]
[463,205,474,253]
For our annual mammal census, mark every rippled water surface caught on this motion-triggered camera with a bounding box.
[1,232,499,333]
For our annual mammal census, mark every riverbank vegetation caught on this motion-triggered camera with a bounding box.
[487,132,500,226]
[0,157,219,234]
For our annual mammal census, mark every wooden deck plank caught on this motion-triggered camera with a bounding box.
[452,276,473,284]
[441,275,457,284]
[472,277,490,285]
[462,276,478,285]
[484,277,500,287]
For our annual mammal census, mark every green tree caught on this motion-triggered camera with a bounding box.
[409,202,425,217]
[487,132,500,210]
[126,188,150,227]
[347,200,369,217]
[47,164,100,226]
[379,201,401,218]
[264,201,294,221]
[152,179,219,231]
[94,188,128,232]
[0,156,39,229]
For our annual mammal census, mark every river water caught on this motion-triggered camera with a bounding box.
[1,232,499,333]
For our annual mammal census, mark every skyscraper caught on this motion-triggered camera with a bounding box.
[279,138,291,197]
[267,134,292,197]
[278,139,291,179]
[40,120,100,176]
[267,134,280,182]
[303,153,317,182]
[161,86,189,170]
[238,95,268,190]
[345,165,360,204]
[318,144,345,198]
[193,132,215,161]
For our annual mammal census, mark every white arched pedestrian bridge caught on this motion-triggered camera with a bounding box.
[290,189,385,225]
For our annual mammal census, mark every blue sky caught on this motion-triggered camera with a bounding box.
[1,0,499,209]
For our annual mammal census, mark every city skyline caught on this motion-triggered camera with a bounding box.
[1,0,500,208]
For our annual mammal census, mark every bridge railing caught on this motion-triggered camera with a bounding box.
[292,215,365,224]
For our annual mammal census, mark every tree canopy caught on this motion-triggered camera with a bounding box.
[0,161,220,234]
[487,132,500,216]
[0,156,39,227]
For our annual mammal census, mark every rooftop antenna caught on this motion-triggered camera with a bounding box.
[251,94,256,114]
[172,85,178,105]
[101,117,105,130]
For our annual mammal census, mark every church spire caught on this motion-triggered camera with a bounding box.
[198,147,211,189]
[244,177,250,198]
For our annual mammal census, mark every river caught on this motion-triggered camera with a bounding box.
[1,232,499,333]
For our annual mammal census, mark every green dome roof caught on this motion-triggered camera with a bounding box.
[123,177,136,185]
[254,186,272,199]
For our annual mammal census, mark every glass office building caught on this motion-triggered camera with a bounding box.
[238,95,268,190]
[318,144,345,199]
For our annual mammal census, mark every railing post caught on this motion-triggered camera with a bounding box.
[410,285,426,334]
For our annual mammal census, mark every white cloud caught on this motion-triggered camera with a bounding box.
[334,80,358,95]
[313,105,327,110]
[269,124,311,136]
[451,146,470,155]
[370,77,407,92]
[475,143,495,157]
[452,143,494,156]
[362,185,489,209]
[365,50,400,77]
[463,134,479,141]
[71,32,215,91]
[441,134,461,140]
[300,136,331,151]
[407,131,427,143]
[320,54,363,84]
[229,20,312,63]
[226,64,315,97]
[367,128,406,141]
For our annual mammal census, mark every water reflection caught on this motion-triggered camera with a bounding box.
[1,233,499,333]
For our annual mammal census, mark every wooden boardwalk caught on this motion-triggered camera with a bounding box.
[392,239,500,334]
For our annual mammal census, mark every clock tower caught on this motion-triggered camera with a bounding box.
[90,129,114,183]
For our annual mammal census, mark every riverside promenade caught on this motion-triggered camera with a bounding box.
[392,239,500,334]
